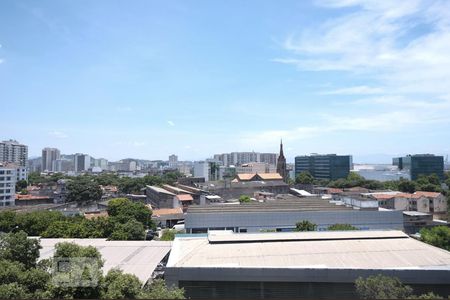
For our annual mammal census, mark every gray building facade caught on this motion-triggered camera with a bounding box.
[185,204,403,233]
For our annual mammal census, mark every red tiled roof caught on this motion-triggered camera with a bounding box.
[15,194,50,200]
[176,194,194,201]
[152,207,183,217]
[236,174,257,181]
[412,191,442,199]
[257,173,283,180]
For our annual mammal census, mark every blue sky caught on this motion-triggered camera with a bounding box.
[1,0,450,163]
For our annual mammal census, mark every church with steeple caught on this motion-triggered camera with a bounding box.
[276,139,288,182]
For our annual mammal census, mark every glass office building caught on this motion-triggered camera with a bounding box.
[294,154,352,180]
[393,154,444,180]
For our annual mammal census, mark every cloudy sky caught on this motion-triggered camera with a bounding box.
[1,0,450,163]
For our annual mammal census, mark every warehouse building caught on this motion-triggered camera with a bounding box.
[165,230,450,299]
[184,196,403,233]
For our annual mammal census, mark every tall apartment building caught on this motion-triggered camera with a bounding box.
[54,159,74,172]
[231,152,260,166]
[0,139,28,167]
[74,153,91,172]
[213,152,278,167]
[393,154,444,180]
[42,147,61,171]
[260,153,278,166]
[193,161,210,181]
[295,154,352,180]
[169,154,178,168]
[214,153,232,167]
[0,165,16,207]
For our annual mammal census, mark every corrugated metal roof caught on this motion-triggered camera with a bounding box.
[167,231,450,270]
[39,239,172,283]
[146,185,175,195]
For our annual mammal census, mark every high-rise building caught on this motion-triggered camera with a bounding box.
[213,152,277,167]
[193,161,210,181]
[95,158,109,170]
[42,147,61,172]
[231,152,260,166]
[276,140,288,182]
[260,153,278,166]
[74,153,91,173]
[0,165,16,207]
[54,159,74,172]
[295,154,352,180]
[0,140,28,167]
[393,154,444,180]
[169,154,178,168]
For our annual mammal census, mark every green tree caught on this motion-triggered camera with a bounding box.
[109,220,145,241]
[0,211,17,233]
[398,179,416,193]
[101,269,142,299]
[416,175,442,193]
[15,211,67,236]
[160,229,176,241]
[295,220,317,232]
[107,198,153,227]
[295,171,314,184]
[0,231,41,269]
[49,242,104,299]
[0,283,29,299]
[41,221,81,238]
[66,176,102,204]
[141,279,185,299]
[355,274,413,299]
[239,195,251,203]
[15,180,28,192]
[408,292,444,299]
[327,224,358,231]
[118,177,145,194]
[420,226,450,251]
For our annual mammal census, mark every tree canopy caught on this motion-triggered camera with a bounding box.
[0,232,185,299]
[66,176,102,204]
[295,220,317,232]
[355,274,413,299]
[295,171,314,184]
[327,224,358,231]
[420,226,450,251]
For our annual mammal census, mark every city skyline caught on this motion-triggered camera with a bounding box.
[2,0,450,162]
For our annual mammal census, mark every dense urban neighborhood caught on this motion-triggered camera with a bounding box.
[3,0,450,298]
[1,138,450,299]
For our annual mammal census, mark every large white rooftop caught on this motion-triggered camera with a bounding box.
[39,239,172,283]
[167,230,450,270]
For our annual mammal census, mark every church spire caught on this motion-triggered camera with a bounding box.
[279,139,285,158]
[277,138,287,182]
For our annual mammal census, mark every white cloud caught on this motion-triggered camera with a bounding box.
[48,130,68,139]
[240,106,450,148]
[321,85,384,95]
[275,0,450,96]
[268,0,450,151]
[167,121,175,126]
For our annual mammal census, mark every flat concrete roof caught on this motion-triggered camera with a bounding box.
[207,230,408,243]
[167,230,450,270]
[39,239,172,283]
